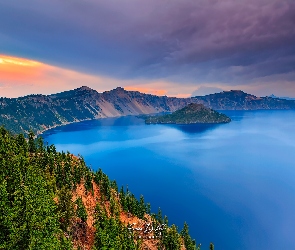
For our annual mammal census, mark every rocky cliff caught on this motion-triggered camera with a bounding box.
[1,86,294,134]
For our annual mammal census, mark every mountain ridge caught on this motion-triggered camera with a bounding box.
[1,86,295,135]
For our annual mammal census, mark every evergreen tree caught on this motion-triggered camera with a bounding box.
[28,131,36,153]
[0,127,202,250]
[157,207,163,223]
[75,197,87,223]
[57,187,75,231]
[146,203,151,214]
[210,242,214,250]
[181,222,197,250]
[161,224,181,250]
[139,195,146,219]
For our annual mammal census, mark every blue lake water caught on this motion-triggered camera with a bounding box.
[42,110,295,250]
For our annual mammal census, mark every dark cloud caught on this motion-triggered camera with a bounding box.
[0,0,294,85]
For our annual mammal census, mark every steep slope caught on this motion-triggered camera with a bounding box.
[0,86,192,135]
[1,87,295,135]
[145,103,231,124]
[193,90,295,110]
[0,127,200,250]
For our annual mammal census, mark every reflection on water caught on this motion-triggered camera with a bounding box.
[167,123,222,134]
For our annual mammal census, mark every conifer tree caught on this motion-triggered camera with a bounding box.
[75,197,87,223]
[157,207,163,223]
[161,224,181,250]
[57,186,75,231]
[210,242,214,250]
[28,131,36,153]
[181,222,197,250]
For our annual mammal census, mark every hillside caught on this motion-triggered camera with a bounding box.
[145,103,231,124]
[0,127,201,250]
[193,90,295,110]
[1,87,294,135]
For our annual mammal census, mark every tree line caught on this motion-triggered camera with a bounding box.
[0,127,212,249]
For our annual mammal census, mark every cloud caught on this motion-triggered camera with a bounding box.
[0,0,294,96]
[0,54,121,97]
[0,54,194,98]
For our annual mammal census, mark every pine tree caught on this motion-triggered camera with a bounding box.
[0,127,202,250]
[157,207,163,223]
[146,203,151,214]
[139,195,146,219]
[57,187,75,231]
[28,131,36,153]
[161,224,181,250]
[210,242,214,250]
[75,197,87,223]
[181,222,197,250]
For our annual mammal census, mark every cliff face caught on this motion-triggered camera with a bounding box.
[0,86,193,134]
[0,87,294,134]
[193,90,295,110]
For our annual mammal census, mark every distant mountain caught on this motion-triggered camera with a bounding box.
[268,94,295,101]
[145,103,231,124]
[1,87,295,135]
[193,90,295,110]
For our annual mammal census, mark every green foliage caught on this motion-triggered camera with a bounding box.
[0,161,67,249]
[111,180,118,192]
[1,88,295,135]
[210,242,214,250]
[0,127,86,249]
[94,168,111,200]
[57,187,75,231]
[84,171,93,192]
[146,203,151,214]
[75,197,88,223]
[146,103,231,124]
[0,127,200,250]
[181,222,198,250]
[28,131,36,153]
[157,207,163,224]
[160,224,181,250]
[94,204,140,250]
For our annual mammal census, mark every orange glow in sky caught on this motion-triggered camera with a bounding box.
[0,54,122,97]
[0,55,44,82]
[0,55,41,66]
[0,54,221,98]
[0,54,197,98]
[124,86,168,96]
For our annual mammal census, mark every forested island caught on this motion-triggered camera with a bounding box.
[145,103,231,124]
[0,127,209,250]
[0,86,294,135]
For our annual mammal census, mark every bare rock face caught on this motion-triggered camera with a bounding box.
[0,87,294,134]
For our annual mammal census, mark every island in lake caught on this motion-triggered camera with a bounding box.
[145,103,231,124]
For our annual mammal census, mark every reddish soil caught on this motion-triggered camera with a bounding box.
[71,182,186,250]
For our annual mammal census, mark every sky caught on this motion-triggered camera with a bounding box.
[0,0,294,98]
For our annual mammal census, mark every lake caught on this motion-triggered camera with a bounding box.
[42,110,295,250]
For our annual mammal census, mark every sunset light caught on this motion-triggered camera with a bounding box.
[1,1,295,249]
[0,55,41,66]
